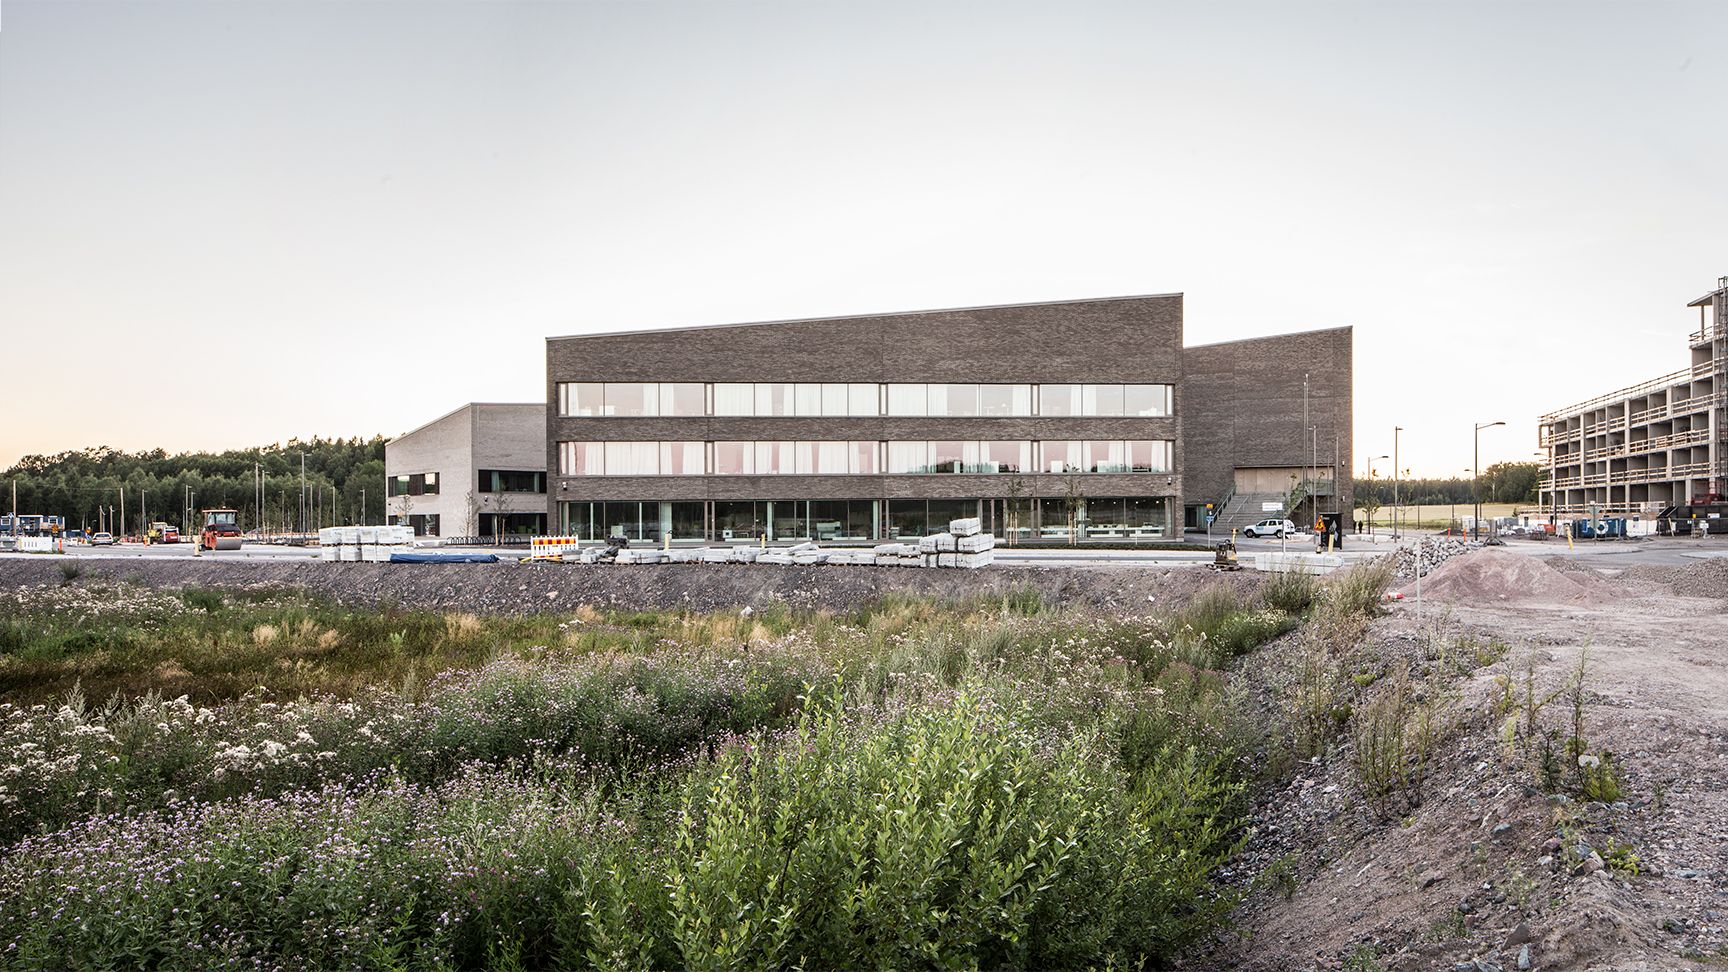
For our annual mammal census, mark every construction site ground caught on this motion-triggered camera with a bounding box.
[1196,549,1728,972]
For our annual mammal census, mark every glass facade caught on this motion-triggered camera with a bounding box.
[555,496,1172,542]
[556,381,1171,418]
[478,512,547,536]
[560,440,1172,476]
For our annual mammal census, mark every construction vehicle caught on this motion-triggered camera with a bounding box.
[1210,537,1241,571]
[200,509,243,550]
[146,521,180,544]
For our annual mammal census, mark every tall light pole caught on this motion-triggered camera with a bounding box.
[1365,455,1389,536]
[1393,426,1403,539]
[299,452,307,538]
[1474,421,1505,540]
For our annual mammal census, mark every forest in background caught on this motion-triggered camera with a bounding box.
[2,438,386,534]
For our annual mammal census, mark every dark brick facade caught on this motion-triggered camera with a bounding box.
[546,297,1185,520]
[541,296,1351,536]
[1180,326,1354,521]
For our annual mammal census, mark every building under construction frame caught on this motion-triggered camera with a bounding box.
[1539,277,1728,516]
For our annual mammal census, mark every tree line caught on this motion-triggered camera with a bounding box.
[1352,461,1543,507]
[3,438,387,535]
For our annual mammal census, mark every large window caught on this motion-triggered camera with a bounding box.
[1129,440,1172,472]
[659,383,706,417]
[982,440,1031,473]
[886,384,927,417]
[388,472,439,496]
[478,470,545,493]
[1043,440,1172,474]
[887,383,1034,417]
[389,513,440,537]
[1040,384,1083,417]
[556,381,1170,417]
[661,441,704,476]
[557,382,605,417]
[981,384,1034,417]
[558,441,702,475]
[886,441,929,474]
[714,441,752,475]
[1124,384,1174,417]
[478,512,546,537]
[559,439,1170,475]
[605,383,658,417]
[1035,383,1171,417]
[714,383,754,416]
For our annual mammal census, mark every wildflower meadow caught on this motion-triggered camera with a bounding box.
[0,573,1378,969]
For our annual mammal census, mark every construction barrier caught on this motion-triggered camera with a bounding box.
[16,537,60,554]
[529,536,586,561]
[1254,552,1344,575]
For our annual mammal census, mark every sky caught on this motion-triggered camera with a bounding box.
[2,0,1724,476]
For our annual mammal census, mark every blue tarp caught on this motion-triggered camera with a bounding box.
[389,552,500,564]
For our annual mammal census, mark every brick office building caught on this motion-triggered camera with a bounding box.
[541,294,1353,543]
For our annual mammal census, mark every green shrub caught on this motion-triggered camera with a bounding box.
[1,691,1246,970]
[1323,560,1395,618]
[1350,671,1445,814]
[1260,570,1317,614]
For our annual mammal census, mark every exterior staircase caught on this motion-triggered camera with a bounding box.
[1210,491,1289,535]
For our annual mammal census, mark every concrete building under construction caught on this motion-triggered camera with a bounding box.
[1539,277,1728,515]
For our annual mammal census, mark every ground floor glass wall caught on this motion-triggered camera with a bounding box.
[477,513,547,537]
[558,496,1173,542]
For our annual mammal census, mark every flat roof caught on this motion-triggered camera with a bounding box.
[1687,288,1725,308]
[1181,324,1352,350]
[387,402,540,445]
[545,293,1184,343]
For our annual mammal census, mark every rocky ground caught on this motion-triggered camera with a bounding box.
[0,556,1258,615]
[1192,550,1728,972]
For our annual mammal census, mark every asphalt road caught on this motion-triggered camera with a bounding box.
[33,531,1720,571]
[9,532,1400,569]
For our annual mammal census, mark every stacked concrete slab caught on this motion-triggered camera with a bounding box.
[318,526,417,562]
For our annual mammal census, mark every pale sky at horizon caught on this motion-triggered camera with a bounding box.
[2,0,1724,476]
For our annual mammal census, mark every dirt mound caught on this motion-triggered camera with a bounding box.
[1407,548,1618,605]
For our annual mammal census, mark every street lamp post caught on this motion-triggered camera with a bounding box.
[1393,426,1403,539]
[1474,421,1506,540]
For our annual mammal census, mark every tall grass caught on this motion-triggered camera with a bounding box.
[0,582,1303,967]
[0,692,1244,970]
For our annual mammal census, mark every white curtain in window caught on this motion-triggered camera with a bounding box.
[886,441,928,473]
[659,441,704,475]
[713,384,754,416]
[816,441,850,474]
[886,384,926,416]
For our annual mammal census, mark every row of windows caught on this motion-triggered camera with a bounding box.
[556,382,1174,419]
[388,472,439,497]
[557,440,1174,476]
[558,497,1172,543]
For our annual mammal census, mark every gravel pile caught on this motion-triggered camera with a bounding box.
[0,557,1259,616]
[1410,548,1618,605]
[1618,557,1728,599]
[1390,537,1481,579]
